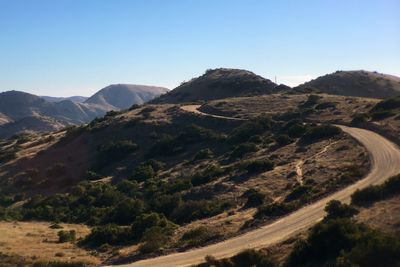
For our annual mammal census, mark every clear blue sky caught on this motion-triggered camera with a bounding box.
[0,0,399,96]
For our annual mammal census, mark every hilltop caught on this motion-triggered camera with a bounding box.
[295,70,400,98]
[153,68,281,103]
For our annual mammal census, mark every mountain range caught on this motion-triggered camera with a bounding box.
[0,84,168,138]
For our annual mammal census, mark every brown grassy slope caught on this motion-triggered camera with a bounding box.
[0,221,100,266]
[295,70,400,99]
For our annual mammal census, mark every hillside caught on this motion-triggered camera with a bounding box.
[40,95,88,103]
[153,68,281,103]
[0,116,66,139]
[295,70,400,98]
[0,91,374,264]
[85,84,168,109]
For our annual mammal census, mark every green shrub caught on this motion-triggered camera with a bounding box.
[131,164,155,182]
[82,224,131,246]
[285,185,313,202]
[300,125,341,144]
[229,116,271,143]
[274,134,293,146]
[324,200,358,219]
[315,102,336,110]
[171,199,231,224]
[351,174,400,205]
[181,226,220,247]
[131,212,176,240]
[371,97,400,111]
[370,110,395,120]
[194,149,214,160]
[198,249,276,267]
[243,159,274,174]
[351,113,370,125]
[191,164,224,186]
[139,226,169,254]
[57,230,76,243]
[255,202,296,219]
[286,218,400,267]
[243,189,265,208]
[230,142,258,158]
[95,140,137,168]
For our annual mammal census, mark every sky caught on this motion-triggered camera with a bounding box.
[0,0,399,97]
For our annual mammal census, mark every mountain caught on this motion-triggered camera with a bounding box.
[40,96,88,103]
[152,68,280,103]
[295,70,400,99]
[85,84,168,109]
[0,84,168,138]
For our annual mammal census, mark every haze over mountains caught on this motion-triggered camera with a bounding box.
[0,84,168,138]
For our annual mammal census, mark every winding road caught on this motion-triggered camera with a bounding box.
[110,105,400,267]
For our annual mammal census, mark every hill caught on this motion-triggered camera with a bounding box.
[85,84,168,109]
[0,116,66,138]
[153,68,281,103]
[40,95,88,103]
[295,70,400,98]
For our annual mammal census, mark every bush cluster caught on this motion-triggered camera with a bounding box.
[351,174,400,205]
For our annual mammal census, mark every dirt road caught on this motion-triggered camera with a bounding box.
[109,105,400,267]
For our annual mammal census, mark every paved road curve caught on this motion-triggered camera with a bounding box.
[109,105,400,267]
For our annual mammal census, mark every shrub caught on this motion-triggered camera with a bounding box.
[300,125,341,144]
[194,149,214,160]
[131,164,155,182]
[371,97,400,111]
[370,110,395,120]
[285,185,313,202]
[57,230,76,243]
[243,189,265,208]
[230,143,258,158]
[181,226,220,247]
[351,174,400,205]
[191,164,224,186]
[171,199,231,224]
[315,102,336,110]
[351,113,370,125]
[299,94,321,108]
[286,218,400,267]
[95,140,137,168]
[131,213,176,240]
[243,159,274,174]
[274,134,293,146]
[112,198,144,225]
[229,116,271,143]
[82,224,131,246]
[255,202,296,219]
[139,226,169,254]
[198,249,276,267]
[324,200,358,220]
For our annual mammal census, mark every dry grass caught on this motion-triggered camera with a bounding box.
[0,221,100,266]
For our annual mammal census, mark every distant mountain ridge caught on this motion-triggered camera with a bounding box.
[0,84,168,138]
[85,84,168,109]
[295,70,400,99]
[153,68,281,104]
[40,95,88,103]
